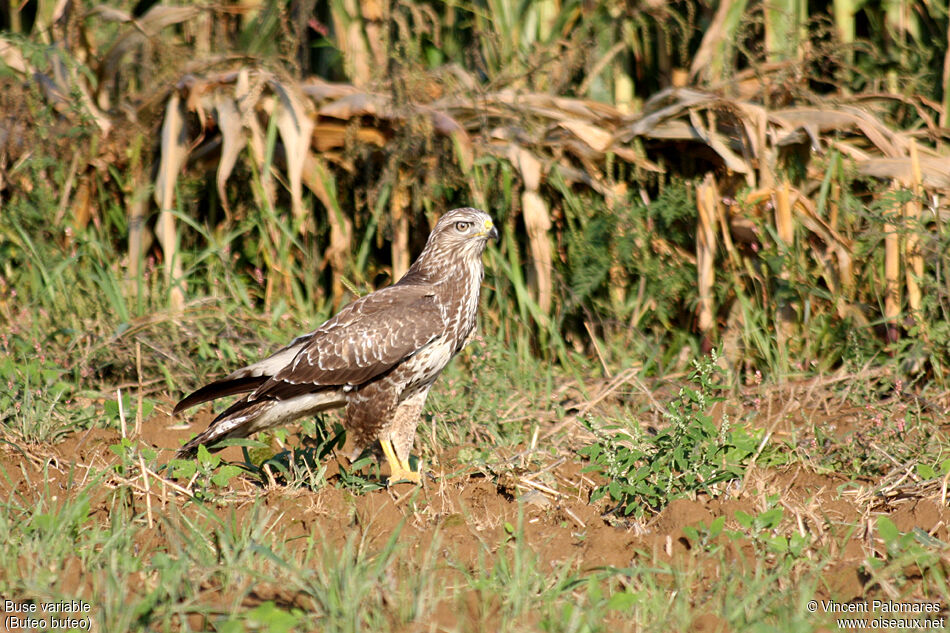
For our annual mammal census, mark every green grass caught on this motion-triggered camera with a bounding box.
[3,194,950,633]
[2,74,950,633]
[4,459,948,633]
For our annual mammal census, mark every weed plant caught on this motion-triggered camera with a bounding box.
[581,354,771,517]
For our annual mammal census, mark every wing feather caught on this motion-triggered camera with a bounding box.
[173,333,314,413]
[249,283,445,400]
[173,375,268,414]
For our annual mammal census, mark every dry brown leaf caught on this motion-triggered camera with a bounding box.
[86,5,133,22]
[771,107,902,157]
[616,88,711,139]
[313,122,388,151]
[212,92,244,218]
[390,175,411,281]
[829,140,873,161]
[270,79,315,223]
[609,146,664,172]
[792,193,852,251]
[523,191,553,314]
[235,70,274,210]
[154,92,189,310]
[857,157,950,190]
[319,92,392,119]
[101,6,202,83]
[301,78,361,102]
[695,174,718,336]
[0,39,29,74]
[559,120,613,153]
[631,118,697,141]
[154,93,188,213]
[688,110,751,175]
[492,91,619,122]
[508,145,552,313]
[508,145,543,192]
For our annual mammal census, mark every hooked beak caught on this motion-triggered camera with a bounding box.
[482,219,499,241]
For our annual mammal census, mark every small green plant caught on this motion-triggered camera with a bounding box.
[215,600,305,633]
[0,353,95,444]
[730,500,811,559]
[682,516,727,552]
[248,418,345,490]
[916,459,950,480]
[336,453,386,494]
[683,498,814,570]
[238,418,388,492]
[581,353,763,517]
[108,437,158,478]
[865,516,949,594]
[167,445,244,500]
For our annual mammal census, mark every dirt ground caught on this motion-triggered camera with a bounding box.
[4,391,950,632]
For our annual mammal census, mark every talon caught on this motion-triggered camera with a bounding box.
[387,465,422,485]
[380,438,422,485]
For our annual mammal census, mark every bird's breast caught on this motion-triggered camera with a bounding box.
[403,336,456,389]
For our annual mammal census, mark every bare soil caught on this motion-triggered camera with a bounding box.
[4,392,949,632]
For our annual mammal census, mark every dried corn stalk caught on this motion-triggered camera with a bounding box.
[885,185,901,343]
[696,174,718,340]
[905,143,923,323]
[509,146,553,314]
[154,93,189,311]
[390,174,411,281]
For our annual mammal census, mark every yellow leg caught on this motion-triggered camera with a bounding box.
[380,437,421,484]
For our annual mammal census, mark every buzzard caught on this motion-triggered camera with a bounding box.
[174,207,497,484]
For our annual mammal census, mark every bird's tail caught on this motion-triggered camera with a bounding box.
[175,390,347,458]
[173,376,268,415]
[175,398,267,457]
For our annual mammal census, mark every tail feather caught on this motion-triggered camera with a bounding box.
[173,376,268,415]
[175,389,347,458]
[175,397,266,457]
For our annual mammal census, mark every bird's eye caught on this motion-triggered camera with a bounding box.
[455,221,471,232]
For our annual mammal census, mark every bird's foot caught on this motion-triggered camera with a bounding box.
[387,461,422,485]
[380,438,422,485]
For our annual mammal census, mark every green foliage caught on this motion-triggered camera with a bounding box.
[581,354,765,517]
[682,516,728,551]
[558,178,696,335]
[809,393,944,479]
[916,459,950,481]
[217,601,305,633]
[167,445,244,500]
[683,498,815,573]
[730,502,810,559]
[865,516,950,593]
[226,417,344,491]
[0,341,98,444]
[108,437,158,482]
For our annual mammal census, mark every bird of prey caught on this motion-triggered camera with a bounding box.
[173,207,498,484]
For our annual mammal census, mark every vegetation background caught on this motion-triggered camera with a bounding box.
[2,0,950,631]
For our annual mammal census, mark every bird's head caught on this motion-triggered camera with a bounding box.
[427,207,497,256]
[405,207,498,281]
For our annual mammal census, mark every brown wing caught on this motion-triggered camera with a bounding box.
[173,375,269,414]
[248,283,446,400]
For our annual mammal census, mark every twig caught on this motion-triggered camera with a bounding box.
[542,366,644,440]
[584,321,610,378]
[561,506,586,529]
[118,388,127,439]
[135,341,144,436]
[140,455,154,529]
[870,442,920,483]
[517,476,560,497]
